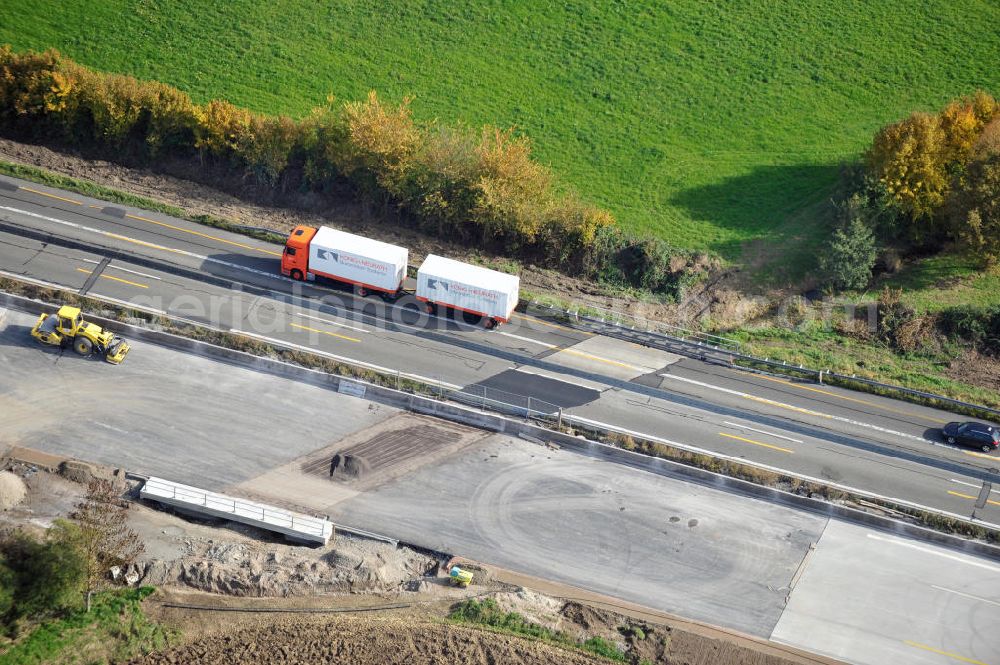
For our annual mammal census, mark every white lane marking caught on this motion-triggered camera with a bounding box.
[81,258,161,280]
[232,329,463,390]
[513,366,602,391]
[295,311,370,334]
[661,373,928,444]
[950,479,1000,495]
[94,421,129,435]
[497,331,558,348]
[721,421,803,444]
[0,205,285,282]
[866,533,1000,573]
[930,585,1000,607]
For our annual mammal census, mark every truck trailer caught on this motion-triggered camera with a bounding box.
[281,225,408,298]
[416,254,520,328]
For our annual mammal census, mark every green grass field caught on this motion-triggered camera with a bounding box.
[2,0,999,284]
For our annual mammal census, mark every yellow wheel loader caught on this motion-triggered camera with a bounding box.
[30,305,130,364]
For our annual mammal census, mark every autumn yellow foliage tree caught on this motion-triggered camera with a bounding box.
[866,112,948,224]
[338,91,420,197]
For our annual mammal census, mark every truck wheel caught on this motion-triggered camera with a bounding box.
[74,337,93,356]
[425,303,437,315]
[484,318,498,330]
[290,269,304,281]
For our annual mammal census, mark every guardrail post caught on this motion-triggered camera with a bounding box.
[395,369,400,391]
[526,396,532,422]
[818,369,824,384]
[558,407,563,430]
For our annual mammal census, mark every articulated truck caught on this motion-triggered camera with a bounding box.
[416,254,519,329]
[281,225,408,298]
[281,226,519,328]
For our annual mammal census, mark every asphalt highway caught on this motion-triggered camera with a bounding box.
[1,174,998,527]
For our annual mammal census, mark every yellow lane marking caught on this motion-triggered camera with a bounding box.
[290,322,362,343]
[963,450,999,459]
[749,372,947,424]
[561,347,643,371]
[719,432,794,454]
[76,267,148,289]
[904,641,990,665]
[105,231,187,255]
[125,213,283,257]
[514,314,593,336]
[21,186,83,205]
[947,490,1000,507]
[745,393,831,418]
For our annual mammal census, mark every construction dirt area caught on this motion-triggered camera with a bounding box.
[0,445,840,665]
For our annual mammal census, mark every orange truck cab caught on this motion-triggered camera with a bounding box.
[280,225,317,281]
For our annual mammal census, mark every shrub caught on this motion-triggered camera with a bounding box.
[938,305,1000,355]
[0,525,88,629]
[949,153,1000,263]
[820,216,877,291]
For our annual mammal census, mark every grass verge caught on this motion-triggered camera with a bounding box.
[731,323,1000,410]
[0,587,173,665]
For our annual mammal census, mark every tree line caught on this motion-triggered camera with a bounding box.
[0,46,711,298]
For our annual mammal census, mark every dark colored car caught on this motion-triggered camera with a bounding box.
[941,421,1000,453]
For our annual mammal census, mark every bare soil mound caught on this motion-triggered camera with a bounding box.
[130,615,605,665]
[0,470,27,510]
[329,453,369,480]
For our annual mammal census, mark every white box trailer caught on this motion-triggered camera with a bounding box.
[416,254,520,328]
[306,226,408,295]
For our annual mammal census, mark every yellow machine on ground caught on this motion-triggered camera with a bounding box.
[30,305,130,364]
[449,565,474,588]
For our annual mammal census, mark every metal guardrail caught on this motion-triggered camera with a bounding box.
[527,301,1000,422]
[452,384,562,424]
[532,300,740,352]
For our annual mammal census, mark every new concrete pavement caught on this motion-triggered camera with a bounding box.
[1,174,999,529]
[1,319,996,665]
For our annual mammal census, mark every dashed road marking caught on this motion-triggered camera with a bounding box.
[76,267,148,289]
[289,322,362,343]
[718,431,794,454]
[722,421,803,444]
[947,490,1000,507]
